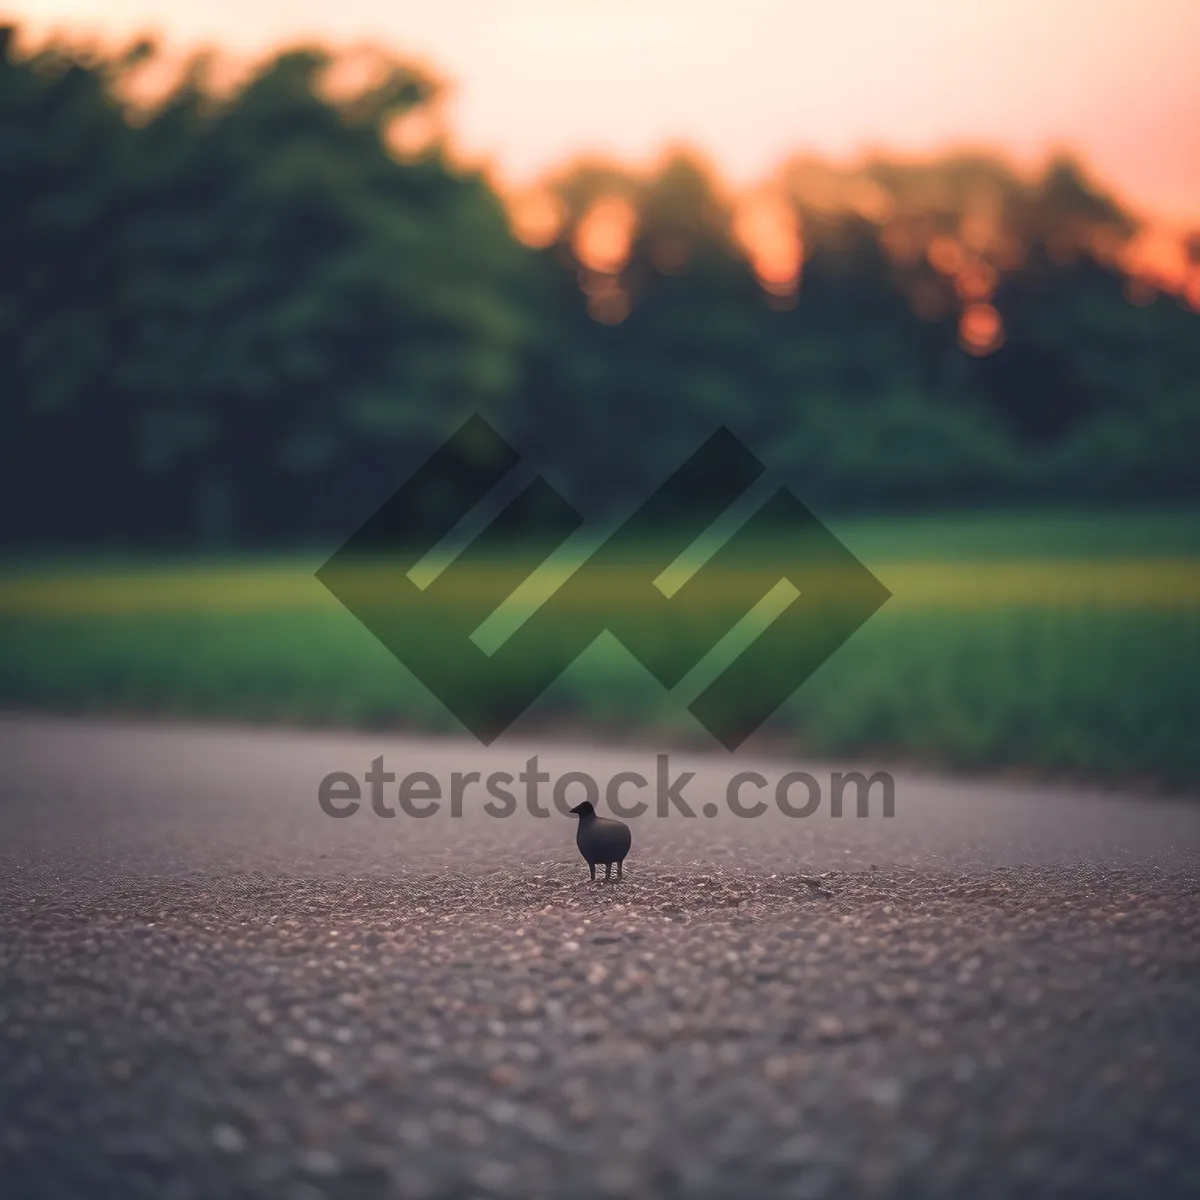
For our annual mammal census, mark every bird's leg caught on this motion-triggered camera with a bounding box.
[605,862,612,882]
[617,859,623,881]
[589,862,596,881]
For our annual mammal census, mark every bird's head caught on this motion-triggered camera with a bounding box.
[568,800,596,818]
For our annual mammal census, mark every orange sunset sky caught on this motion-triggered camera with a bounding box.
[7,0,1200,225]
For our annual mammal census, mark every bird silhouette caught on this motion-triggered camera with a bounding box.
[569,800,632,881]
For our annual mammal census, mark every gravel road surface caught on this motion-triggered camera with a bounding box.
[1,716,1197,1199]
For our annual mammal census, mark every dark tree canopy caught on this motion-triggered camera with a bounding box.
[2,27,1197,549]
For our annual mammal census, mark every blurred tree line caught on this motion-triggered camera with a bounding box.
[2,27,1198,550]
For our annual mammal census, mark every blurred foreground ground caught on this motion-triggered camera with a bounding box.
[1,717,1197,1198]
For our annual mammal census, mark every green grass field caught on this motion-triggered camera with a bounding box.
[1,512,1197,787]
